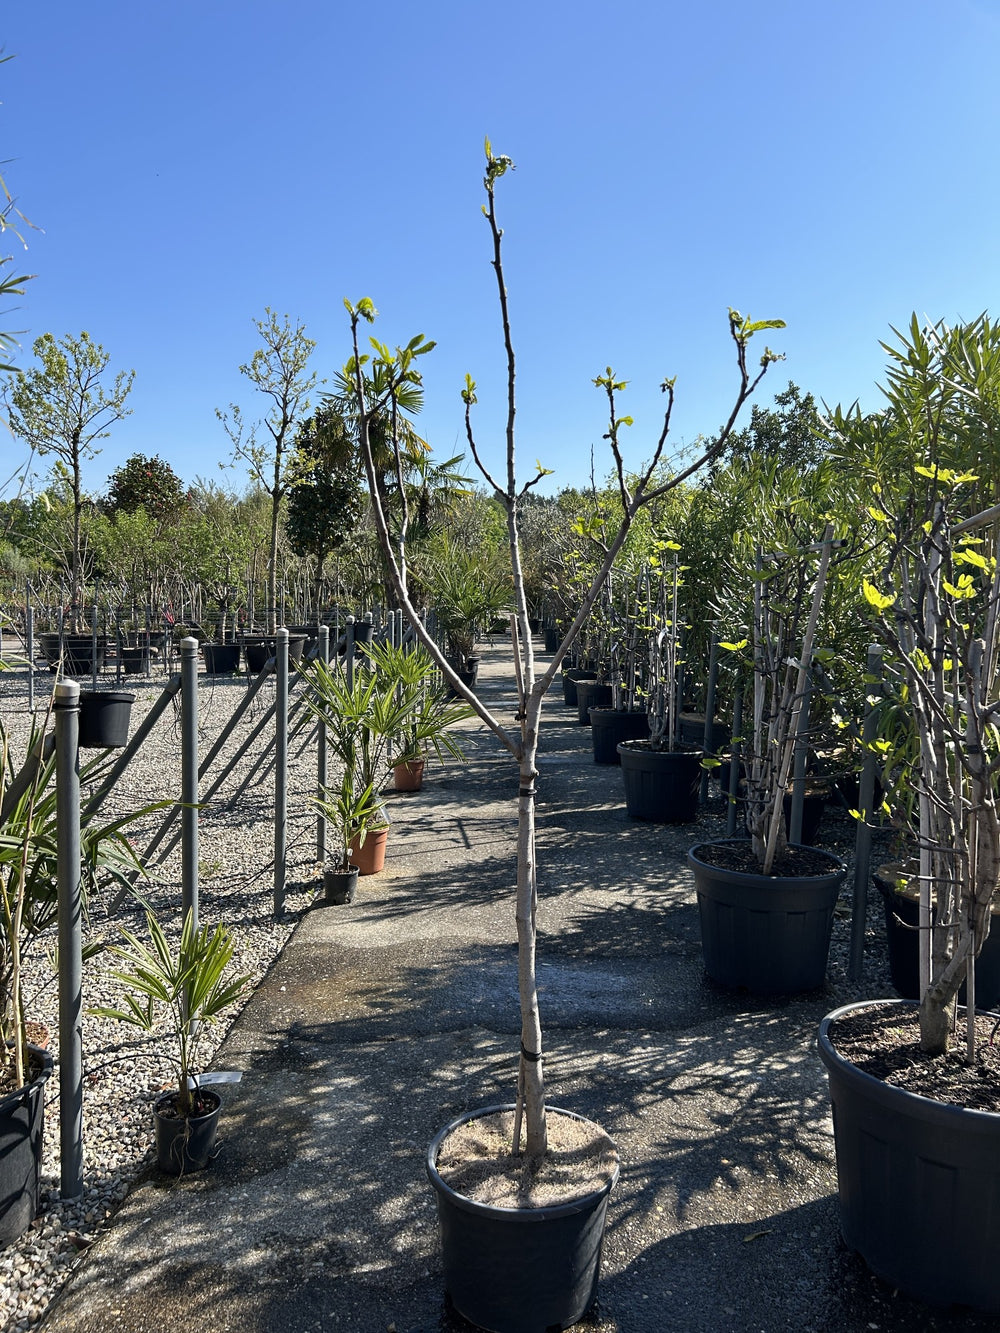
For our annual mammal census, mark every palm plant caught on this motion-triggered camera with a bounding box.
[310,773,383,873]
[94,909,251,1117]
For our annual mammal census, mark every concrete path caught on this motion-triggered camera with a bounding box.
[40,642,997,1333]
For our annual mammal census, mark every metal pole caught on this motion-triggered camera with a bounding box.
[700,636,719,804]
[26,583,35,713]
[346,615,356,691]
[54,679,84,1201]
[180,637,199,931]
[726,685,743,838]
[849,644,883,981]
[317,625,329,863]
[90,603,99,690]
[274,628,289,917]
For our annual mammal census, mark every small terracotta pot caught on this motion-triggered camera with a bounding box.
[349,828,388,875]
[393,759,425,792]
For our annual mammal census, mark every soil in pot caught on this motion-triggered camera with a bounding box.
[689,839,845,994]
[154,1088,222,1174]
[618,741,703,823]
[427,1105,619,1333]
[819,1000,1000,1313]
[323,865,359,904]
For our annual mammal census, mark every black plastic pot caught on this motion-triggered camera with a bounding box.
[875,868,1000,1008]
[678,712,732,752]
[120,646,150,676]
[0,1046,52,1246]
[323,866,359,905]
[544,624,560,653]
[689,839,845,994]
[575,679,613,725]
[78,691,135,748]
[426,1105,619,1333]
[819,999,1000,1313]
[202,642,241,674]
[589,708,649,764]
[618,742,703,823]
[561,669,597,708]
[38,632,108,676]
[243,634,308,674]
[154,1089,222,1174]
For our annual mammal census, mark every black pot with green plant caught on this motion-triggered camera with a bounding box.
[95,909,251,1174]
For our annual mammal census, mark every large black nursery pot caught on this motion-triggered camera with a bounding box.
[561,668,597,708]
[426,1105,619,1333]
[120,645,150,676]
[0,1046,53,1246]
[688,839,845,994]
[202,642,241,674]
[874,867,1000,1009]
[574,678,613,725]
[589,707,649,764]
[242,633,308,674]
[818,999,1000,1314]
[154,1089,222,1174]
[618,741,703,823]
[78,690,135,748]
[38,632,108,676]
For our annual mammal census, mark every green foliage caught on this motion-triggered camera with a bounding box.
[104,453,188,520]
[416,534,511,661]
[310,773,383,872]
[94,909,251,1116]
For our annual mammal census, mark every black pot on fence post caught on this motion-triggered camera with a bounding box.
[77,691,135,749]
[618,741,703,823]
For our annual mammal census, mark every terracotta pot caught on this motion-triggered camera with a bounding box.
[393,759,425,792]
[349,827,388,875]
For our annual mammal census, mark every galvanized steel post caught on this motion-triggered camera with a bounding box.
[700,636,720,804]
[274,627,289,917]
[316,624,329,863]
[726,685,743,838]
[180,636,199,932]
[26,583,35,713]
[54,679,84,1201]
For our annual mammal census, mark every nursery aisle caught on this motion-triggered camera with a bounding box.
[38,638,994,1333]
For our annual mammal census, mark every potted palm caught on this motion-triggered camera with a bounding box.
[340,142,784,1329]
[310,773,382,902]
[94,908,251,1174]
[818,314,1000,1312]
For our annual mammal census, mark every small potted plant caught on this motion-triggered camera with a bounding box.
[94,908,251,1174]
[310,773,382,903]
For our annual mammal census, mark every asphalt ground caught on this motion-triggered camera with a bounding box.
[38,640,1000,1333]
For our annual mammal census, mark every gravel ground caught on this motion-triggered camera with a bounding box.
[0,652,326,1333]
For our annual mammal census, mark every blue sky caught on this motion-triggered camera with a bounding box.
[2,0,997,500]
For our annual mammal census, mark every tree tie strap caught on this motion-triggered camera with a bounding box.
[520,1043,542,1064]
